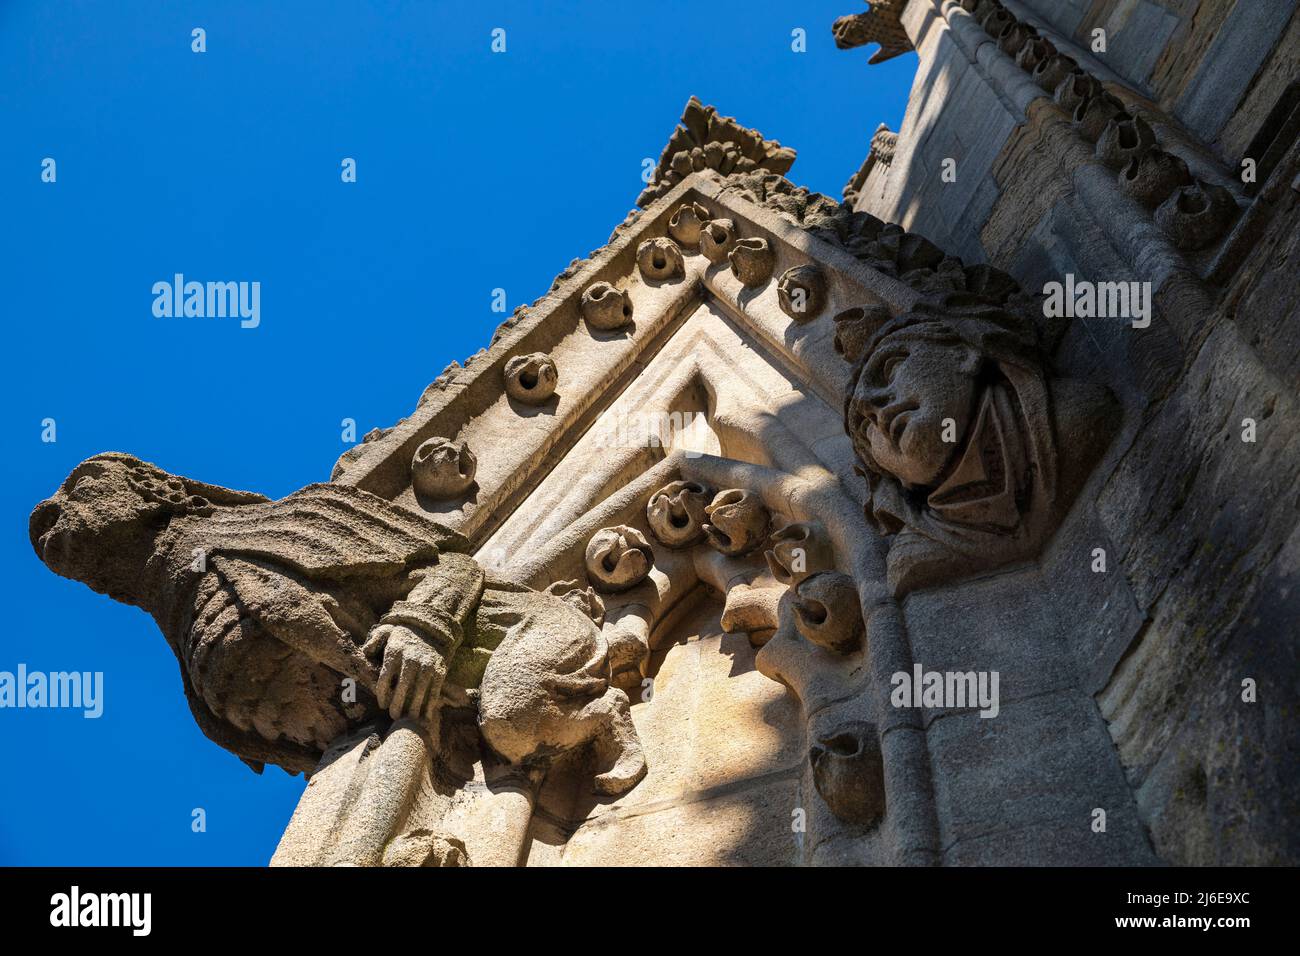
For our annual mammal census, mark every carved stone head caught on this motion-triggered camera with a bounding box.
[411,437,477,499]
[585,525,654,593]
[843,295,1117,593]
[504,352,559,405]
[29,453,262,606]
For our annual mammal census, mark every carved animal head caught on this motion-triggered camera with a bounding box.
[30,453,263,606]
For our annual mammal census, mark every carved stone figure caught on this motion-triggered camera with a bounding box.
[544,579,605,626]
[30,453,648,798]
[30,453,480,774]
[832,1,913,64]
[843,296,1119,593]
[477,582,647,796]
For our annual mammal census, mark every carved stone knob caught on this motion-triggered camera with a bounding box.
[1054,69,1101,115]
[636,237,685,281]
[1015,36,1055,73]
[699,218,737,264]
[411,437,476,499]
[776,265,827,322]
[1031,53,1075,94]
[667,202,710,250]
[765,521,833,586]
[728,237,775,287]
[1119,147,1192,208]
[646,480,713,548]
[1155,180,1238,251]
[1073,95,1126,143]
[832,304,890,365]
[545,579,605,626]
[810,721,885,827]
[792,571,863,655]
[581,281,634,331]
[703,489,769,556]
[1095,113,1155,170]
[503,352,558,405]
[585,525,654,593]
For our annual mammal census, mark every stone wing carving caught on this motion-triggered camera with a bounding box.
[30,452,646,794]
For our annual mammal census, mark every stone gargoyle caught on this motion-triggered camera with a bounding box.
[29,452,646,794]
[842,294,1119,593]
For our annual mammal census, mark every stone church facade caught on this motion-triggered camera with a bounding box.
[30,0,1298,865]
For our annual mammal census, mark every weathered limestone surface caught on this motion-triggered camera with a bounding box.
[526,597,805,866]
[837,0,1300,866]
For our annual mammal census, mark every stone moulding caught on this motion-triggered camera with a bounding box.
[940,0,1243,268]
[329,167,950,542]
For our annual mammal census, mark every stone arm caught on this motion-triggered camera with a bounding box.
[378,551,486,656]
[366,551,485,720]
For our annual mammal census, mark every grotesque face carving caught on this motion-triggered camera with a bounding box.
[411,437,477,499]
[846,336,982,487]
[503,352,559,405]
[646,480,712,549]
[585,525,654,593]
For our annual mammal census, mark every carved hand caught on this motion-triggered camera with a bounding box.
[365,624,448,722]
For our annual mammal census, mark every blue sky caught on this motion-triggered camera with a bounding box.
[0,1,915,864]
